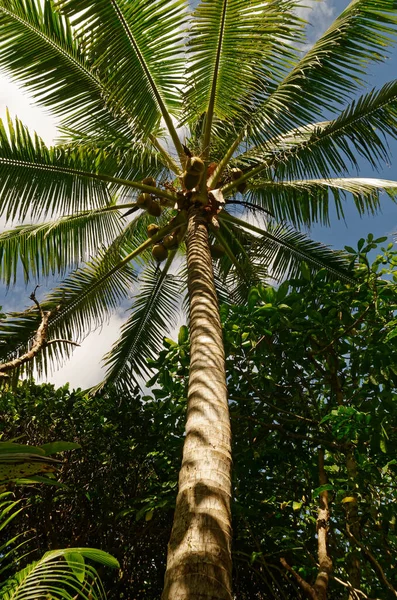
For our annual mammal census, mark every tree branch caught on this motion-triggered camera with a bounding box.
[280,557,319,600]
[0,288,78,378]
[346,527,397,598]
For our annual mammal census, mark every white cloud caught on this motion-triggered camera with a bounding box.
[295,0,336,46]
[0,74,59,145]
[41,312,126,390]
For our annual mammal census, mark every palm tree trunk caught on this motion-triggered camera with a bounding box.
[162,207,233,600]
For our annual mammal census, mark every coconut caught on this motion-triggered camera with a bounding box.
[183,171,201,191]
[210,244,225,259]
[147,224,160,238]
[163,234,178,249]
[231,167,243,180]
[137,193,151,208]
[142,176,156,187]
[189,156,205,173]
[147,201,162,217]
[152,244,168,263]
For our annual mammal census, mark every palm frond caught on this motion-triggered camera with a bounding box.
[0,0,134,137]
[246,0,397,144]
[0,547,118,600]
[0,208,123,285]
[210,221,268,303]
[0,216,180,378]
[220,211,353,282]
[184,0,302,137]
[227,79,397,191]
[0,246,136,377]
[0,114,177,222]
[246,177,397,227]
[100,257,181,390]
[57,0,187,158]
[57,128,168,181]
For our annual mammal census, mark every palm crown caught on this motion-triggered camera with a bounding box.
[1,0,397,388]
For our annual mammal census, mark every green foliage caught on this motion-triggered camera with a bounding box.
[0,546,118,600]
[147,239,397,598]
[2,239,397,597]
[0,450,118,600]
[0,382,183,599]
[0,439,80,485]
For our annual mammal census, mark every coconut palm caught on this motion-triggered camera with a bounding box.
[0,0,397,597]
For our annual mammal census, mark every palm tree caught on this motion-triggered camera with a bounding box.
[0,0,397,597]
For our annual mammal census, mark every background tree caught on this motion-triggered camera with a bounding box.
[0,0,397,596]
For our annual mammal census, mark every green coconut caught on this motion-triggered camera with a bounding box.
[152,244,168,263]
[163,234,178,249]
[210,244,226,259]
[189,156,205,173]
[230,168,246,193]
[142,176,156,187]
[137,193,152,208]
[147,224,160,238]
[231,167,243,180]
[183,171,201,191]
[147,201,162,217]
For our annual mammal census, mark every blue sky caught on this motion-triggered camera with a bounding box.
[0,0,396,388]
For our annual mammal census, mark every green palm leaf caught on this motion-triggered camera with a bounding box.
[100,256,181,389]
[0,246,136,377]
[0,548,118,600]
[210,221,268,303]
[225,79,397,195]
[184,0,302,144]
[0,207,123,284]
[220,211,353,282]
[0,114,177,221]
[57,130,166,182]
[247,0,397,143]
[0,0,132,137]
[57,0,187,158]
[246,177,397,227]
[0,215,180,378]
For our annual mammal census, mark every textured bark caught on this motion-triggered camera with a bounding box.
[346,449,361,599]
[162,208,232,600]
[313,448,332,600]
[280,558,319,600]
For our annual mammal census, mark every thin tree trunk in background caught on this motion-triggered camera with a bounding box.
[346,449,361,599]
[328,352,361,598]
[313,448,332,600]
[162,207,233,600]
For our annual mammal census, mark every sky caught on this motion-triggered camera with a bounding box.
[0,0,396,389]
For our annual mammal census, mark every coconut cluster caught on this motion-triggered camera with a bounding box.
[135,176,168,217]
[138,159,240,264]
[182,156,205,191]
[149,225,186,263]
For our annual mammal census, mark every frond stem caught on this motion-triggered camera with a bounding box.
[149,134,181,175]
[0,158,178,203]
[209,130,245,188]
[201,0,228,162]
[108,0,185,165]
